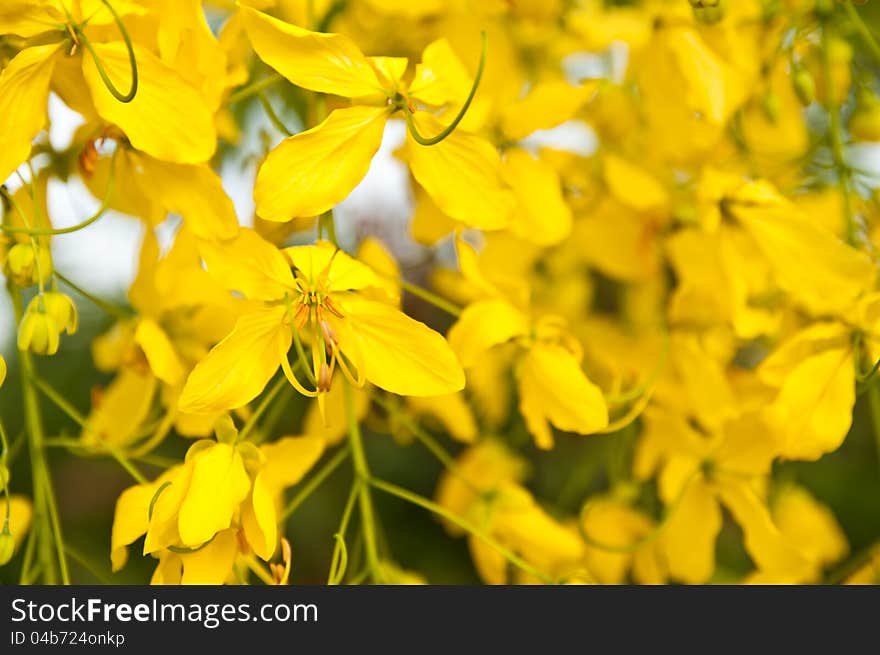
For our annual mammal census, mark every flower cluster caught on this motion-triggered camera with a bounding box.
[1,0,880,585]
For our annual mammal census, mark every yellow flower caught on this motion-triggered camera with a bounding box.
[241,6,514,227]
[0,1,217,185]
[635,406,808,584]
[111,430,325,582]
[448,297,608,448]
[179,230,464,414]
[745,484,848,583]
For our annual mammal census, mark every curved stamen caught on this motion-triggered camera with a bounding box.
[404,31,487,147]
[280,340,319,398]
[76,0,138,103]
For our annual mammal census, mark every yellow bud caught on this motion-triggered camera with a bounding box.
[4,243,52,288]
[237,442,266,471]
[0,526,14,566]
[690,0,726,24]
[214,415,239,444]
[0,355,6,388]
[38,292,78,336]
[17,306,61,356]
[761,91,781,123]
[815,0,834,18]
[792,67,816,106]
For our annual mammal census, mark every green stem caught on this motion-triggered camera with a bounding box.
[227,74,282,105]
[32,376,147,484]
[398,279,462,317]
[868,385,880,475]
[403,31,487,147]
[280,445,351,521]
[54,270,132,320]
[370,477,555,584]
[0,150,117,236]
[64,544,113,584]
[344,380,382,582]
[373,395,480,495]
[238,374,288,442]
[258,93,294,136]
[843,1,880,64]
[126,408,175,458]
[328,480,359,584]
[14,299,69,583]
[319,211,338,247]
[824,542,879,584]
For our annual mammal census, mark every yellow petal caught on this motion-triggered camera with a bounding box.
[763,346,855,461]
[241,6,384,97]
[717,477,809,579]
[144,463,193,554]
[259,435,326,490]
[254,105,388,221]
[178,307,290,414]
[111,479,165,571]
[369,56,409,92]
[334,296,465,396]
[284,240,384,293]
[179,529,238,584]
[732,185,875,317]
[198,229,294,301]
[178,443,251,546]
[356,237,401,304]
[517,343,608,449]
[134,319,186,386]
[447,299,529,369]
[502,148,572,246]
[129,153,239,240]
[150,553,183,585]
[82,369,158,448]
[0,45,57,184]
[406,393,478,443]
[0,2,65,38]
[6,495,32,552]
[500,80,595,141]
[408,38,472,107]
[241,472,277,560]
[83,43,216,164]
[406,112,515,229]
[773,485,848,569]
[662,477,721,584]
[602,153,669,214]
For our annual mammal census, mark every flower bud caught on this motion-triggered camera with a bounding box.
[213,414,238,444]
[39,292,78,336]
[17,305,61,356]
[815,0,834,18]
[761,91,781,123]
[0,354,6,388]
[792,67,816,106]
[4,243,52,288]
[0,525,14,566]
[690,0,726,24]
